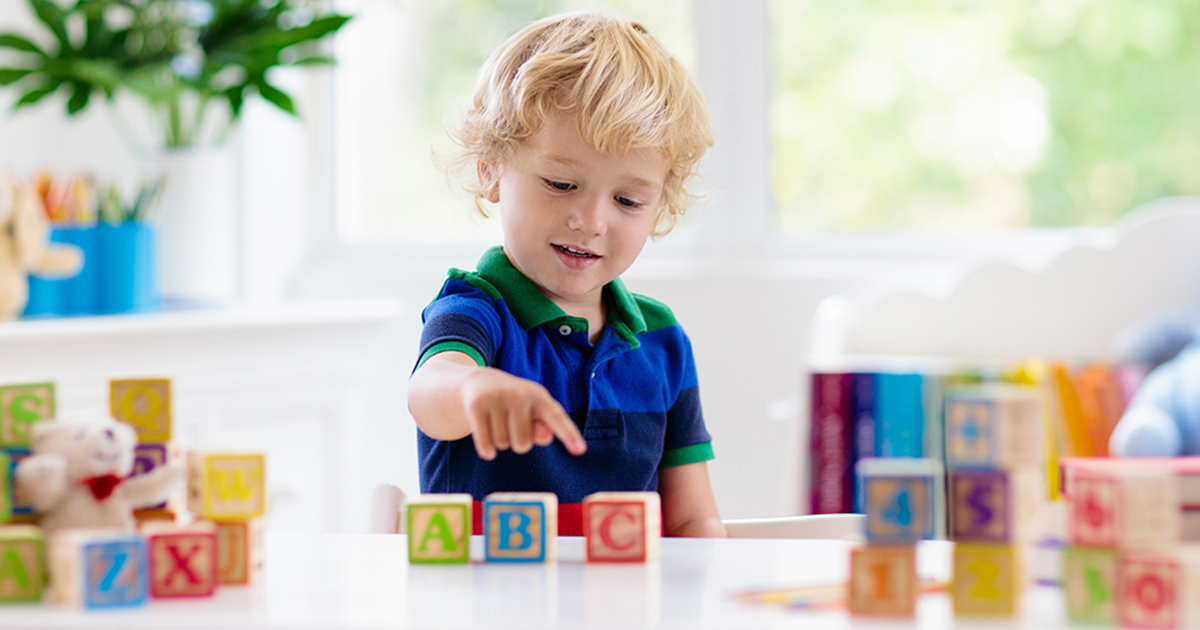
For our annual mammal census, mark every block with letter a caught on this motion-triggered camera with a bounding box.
[583,492,661,563]
[406,494,472,564]
[0,525,45,602]
[110,378,172,443]
[143,520,218,597]
[188,451,266,520]
[484,492,557,563]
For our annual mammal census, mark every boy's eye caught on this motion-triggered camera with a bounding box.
[615,196,641,208]
[545,179,574,191]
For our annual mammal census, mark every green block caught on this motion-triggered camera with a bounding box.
[1063,546,1117,626]
[0,452,9,524]
[0,526,46,603]
[0,384,55,448]
[406,494,472,564]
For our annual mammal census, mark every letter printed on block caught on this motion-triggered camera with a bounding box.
[215,518,264,585]
[0,383,54,448]
[484,492,557,563]
[1063,546,1117,626]
[406,494,472,564]
[952,544,1020,617]
[145,521,218,597]
[50,532,149,609]
[0,525,45,602]
[188,452,267,520]
[849,545,917,616]
[110,379,172,442]
[583,492,661,563]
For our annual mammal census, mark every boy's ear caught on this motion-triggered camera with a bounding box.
[477,162,500,203]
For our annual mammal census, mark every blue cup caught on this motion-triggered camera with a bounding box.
[23,227,95,317]
[95,223,160,315]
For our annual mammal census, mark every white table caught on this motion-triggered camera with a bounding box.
[2,533,1071,629]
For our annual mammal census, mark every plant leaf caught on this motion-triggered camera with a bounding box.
[255,79,294,115]
[0,33,47,55]
[14,84,60,109]
[0,68,34,85]
[287,55,334,66]
[29,0,72,51]
[66,81,90,113]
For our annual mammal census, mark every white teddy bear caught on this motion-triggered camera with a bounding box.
[15,417,184,533]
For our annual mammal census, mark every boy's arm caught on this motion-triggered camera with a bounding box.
[658,461,727,537]
[409,351,587,460]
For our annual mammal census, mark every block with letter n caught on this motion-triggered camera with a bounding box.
[110,378,172,443]
[188,452,267,520]
[484,492,557,563]
[406,494,472,564]
[858,458,942,544]
[144,520,218,597]
[0,383,54,448]
[50,530,148,609]
[0,525,45,602]
[583,491,661,563]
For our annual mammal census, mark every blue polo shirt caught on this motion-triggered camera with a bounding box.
[415,246,714,534]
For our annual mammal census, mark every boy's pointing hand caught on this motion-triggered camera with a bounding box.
[460,368,587,460]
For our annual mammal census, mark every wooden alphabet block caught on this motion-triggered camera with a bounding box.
[214,518,264,584]
[0,525,45,602]
[406,494,472,564]
[188,451,266,520]
[848,545,917,616]
[110,378,172,442]
[50,530,148,609]
[952,543,1020,617]
[950,469,1043,543]
[0,383,54,448]
[858,458,941,544]
[583,492,661,563]
[143,521,218,597]
[944,385,1044,470]
[484,492,557,563]
[1068,467,1180,548]
[133,442,185,514]
[1118,554,1180,628]
[1062,546,1117,626]
[0,452,8,523]
[4,449,32,519]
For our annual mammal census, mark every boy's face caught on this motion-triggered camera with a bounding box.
[482,111,669,318]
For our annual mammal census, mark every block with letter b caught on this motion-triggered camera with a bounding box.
[858,458,941,544]
[110,378,172,443]
[0,383,54,448]
[583,491,661,563]
[484,492,557,563]
[952,543,1021,617]
[849,545,917,616]
[188,451,266,520]
[406,494,472,564]
[1067,466,1180,548]
[143,520,218,597]
[0,525,46,602]
[50,530,148,609]
[944,385,1044,470]
[950,468,1043,543]
[1063,546,1117,626]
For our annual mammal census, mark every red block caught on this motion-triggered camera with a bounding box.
[583,492,660,563]
[145,521,219,598]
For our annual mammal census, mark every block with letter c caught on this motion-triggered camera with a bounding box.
[583,491,661,563]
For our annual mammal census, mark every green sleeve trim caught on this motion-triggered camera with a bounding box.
[635,294,679,333]
[416,341,486,369]
[659,442,715,468]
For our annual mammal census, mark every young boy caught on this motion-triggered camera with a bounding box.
[408,13,725,538]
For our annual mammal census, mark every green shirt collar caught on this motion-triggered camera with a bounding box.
[474,246,646,342]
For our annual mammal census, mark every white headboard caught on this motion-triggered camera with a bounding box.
[809,197,1200,365]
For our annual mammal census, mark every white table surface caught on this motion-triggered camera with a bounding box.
[4,533,1070,629]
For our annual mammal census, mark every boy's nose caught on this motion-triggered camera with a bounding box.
[567,196,606,235]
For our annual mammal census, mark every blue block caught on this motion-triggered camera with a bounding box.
[858,458,942,544]
[83,537,148,609]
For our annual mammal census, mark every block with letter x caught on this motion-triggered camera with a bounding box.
[406,494,472,564]
[484,492,557,562]
[583,491,661,563]
[188,451,266,520]
[144,520,218,597]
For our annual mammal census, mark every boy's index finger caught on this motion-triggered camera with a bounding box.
[532,397,587,456]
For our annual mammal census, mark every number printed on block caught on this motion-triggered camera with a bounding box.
[859,459,938,544]
[110,379,172,442]
[406,494,472,563]
[484,492,557,563]
[583,492,662,563]
[1118,556,1179,629]
[0,383,54,448]
[849,545,917,616]
[1063,546,1117,626]
[215,518,264,584]
[951,470,1010,542]
[1070,473,1120,547]
[0,526,45,602]
[188,452,266,520]
[952,544,1019,617]
[146,521,218,597]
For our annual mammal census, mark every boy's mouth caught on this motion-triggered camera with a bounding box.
[554,244,599,259]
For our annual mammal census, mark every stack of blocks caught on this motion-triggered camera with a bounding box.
[0,377,267,608]
[943,384,1046,617]
[849,457,942,616]
[1062,462,1191,627]
[403,491,660,564]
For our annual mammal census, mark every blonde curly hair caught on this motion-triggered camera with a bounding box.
[444,12,713,238]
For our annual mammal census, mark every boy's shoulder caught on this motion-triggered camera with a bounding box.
[444,267,503,302]
[628,292,682,334]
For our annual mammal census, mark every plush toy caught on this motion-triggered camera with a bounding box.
[0,174,83,320]
[14,417,184,533]
[1109,316,1200,457]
